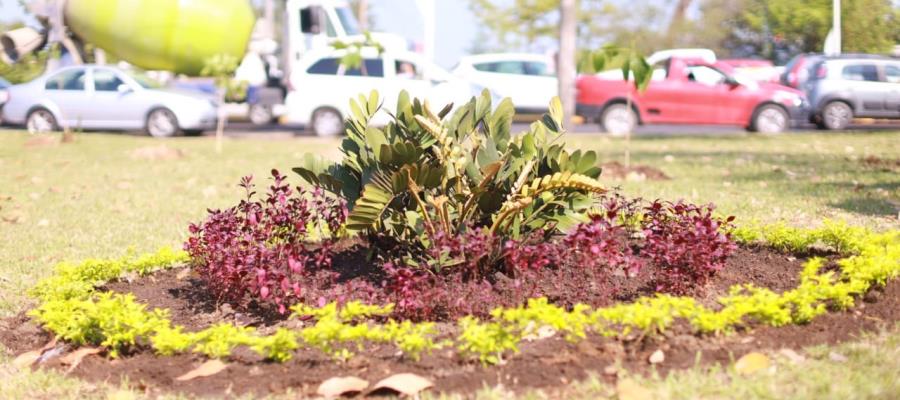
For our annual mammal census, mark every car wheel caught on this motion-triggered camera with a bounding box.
[26,108,58,134]
[821,101,852,130]
[749,104,789,134]
[249,104,274,125]
[600,104,637,136]
[310,107,343,137]
[146,108,180,138]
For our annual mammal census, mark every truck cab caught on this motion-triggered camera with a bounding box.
[283,0,407,78]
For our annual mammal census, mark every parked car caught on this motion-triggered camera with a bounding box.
[284,48,491,136]
[2,65,218,137]
[0,76,11,124]
[719,59,779,83]
[804,56,900,130]
[452,53,556,114]
[576,57,808,134]
[780,53,822,89]
[780,53,892,90]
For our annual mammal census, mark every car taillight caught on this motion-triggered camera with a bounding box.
[816,64,827,79]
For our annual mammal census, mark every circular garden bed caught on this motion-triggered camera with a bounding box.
[3,93,898,398]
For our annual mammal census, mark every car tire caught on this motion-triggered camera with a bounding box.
[748,104,789,134]
[820,101,852,130]
[310,107,343,137]
[600,103,637,137]
[248,104,274,126]
[146,108,181,138]
[26,108,58,134]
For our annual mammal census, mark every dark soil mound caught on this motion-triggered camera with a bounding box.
[5,245,896,398]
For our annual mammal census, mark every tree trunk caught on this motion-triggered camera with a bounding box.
[558,0,577,127]
[358,0,369,32]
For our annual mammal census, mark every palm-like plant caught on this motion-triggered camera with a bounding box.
[292,90,607,246]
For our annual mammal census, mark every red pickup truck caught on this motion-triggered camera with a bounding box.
[576,57,808,134]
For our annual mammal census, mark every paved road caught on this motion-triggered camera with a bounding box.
[223,120,900,139]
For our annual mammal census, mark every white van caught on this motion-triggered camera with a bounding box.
[284,48,491,136]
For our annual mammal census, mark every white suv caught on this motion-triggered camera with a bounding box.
[452,53,557,114]
[284,48,485,136]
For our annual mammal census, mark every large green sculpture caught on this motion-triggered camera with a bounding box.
[65,0,255,75]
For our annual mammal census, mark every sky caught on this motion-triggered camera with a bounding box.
[369,0,476,68]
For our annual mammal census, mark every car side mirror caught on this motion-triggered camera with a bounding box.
[724,76,740,87]
[117,84,133,94]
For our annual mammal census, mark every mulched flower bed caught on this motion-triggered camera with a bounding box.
[3,243,896,398]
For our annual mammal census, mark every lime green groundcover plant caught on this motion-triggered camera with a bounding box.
[25,221,900,365]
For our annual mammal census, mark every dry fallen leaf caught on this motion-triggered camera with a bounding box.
[317,376,369,398]
[12,338,58,369]
[616,378,653,400]
[12,350,43,369]
[734,352,770,375]
[175,359,228,381]
[60,347,102,373]
[371,373,433,396]
[648,349,664,364]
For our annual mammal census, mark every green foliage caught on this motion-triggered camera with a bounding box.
[29,292,170,357]
[593,294,700,336]
[150,325,195,356]
[293,91,606,252]
[0,47,54,84]
[249,328,300,362]
[291,301,440,361]
[24,223,900,366]
[457,316,521,365]
[494,298,592,342]
[579,45,652,93]
[726,0,897,58]
[331,31,385,72]
[467,0,617,51]
[381,320,441,361]
[190,323,256,358]
[29,247,188,302]
[200,53,246,101]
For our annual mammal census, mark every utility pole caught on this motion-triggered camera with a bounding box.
[558,0,577,126]
[833,0,841,55]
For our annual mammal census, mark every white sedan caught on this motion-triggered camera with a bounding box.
[284,48,491,136]
[2,65,218,137]
[452,53,557,114]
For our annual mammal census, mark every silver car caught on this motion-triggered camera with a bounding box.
[2,65,218,137]
[803,56,900,130]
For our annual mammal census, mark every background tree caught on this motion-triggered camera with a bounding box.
[558,0,577,126]
[706,0,898,62]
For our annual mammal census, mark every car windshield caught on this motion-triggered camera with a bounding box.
[335,6,360,36]
[129,71,163,89]
[0,77,10,88]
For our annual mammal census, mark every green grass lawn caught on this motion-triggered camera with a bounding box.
[0,129,898,399]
